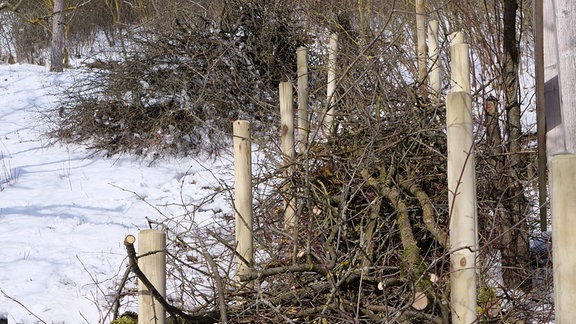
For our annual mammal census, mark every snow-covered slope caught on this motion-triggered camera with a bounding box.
[0,64,232,323]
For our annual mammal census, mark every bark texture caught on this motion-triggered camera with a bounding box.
[501,0,531,291]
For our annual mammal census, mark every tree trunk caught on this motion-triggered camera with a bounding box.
[501,0,531,291]
[416,0,427,88]
[50,0,65,72]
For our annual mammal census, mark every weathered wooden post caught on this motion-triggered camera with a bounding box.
[543,0,563,157]
[447,32,478,323]
[233,120,253,277]
[324,33,338,137]
[449,32,470,93]
[138,229,166,324]
[280,82,296,229]
[553,0,576,154]
[551,154,576,323]
[297,47,309,153]
[428,20,440,99]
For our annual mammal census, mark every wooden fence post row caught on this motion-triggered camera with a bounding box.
[447,32,478,323]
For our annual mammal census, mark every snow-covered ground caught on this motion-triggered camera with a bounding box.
[0,64,233,323]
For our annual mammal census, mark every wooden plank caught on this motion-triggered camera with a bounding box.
[544,0,564,155]
[551,154,576,322]
[552,0,576,153]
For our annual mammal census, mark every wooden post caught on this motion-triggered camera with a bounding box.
[138,230,166,324]
[449,32,470,93]
[553,0,576,153]
[428,20,440,99]
[416,0,427,87]
[325,33,338,137]
[544,0,564,156]
[551,154,576,323]
[447,33,477,323]
[280,82,296,229]
[297,47,309,153]
[233,120,253,277]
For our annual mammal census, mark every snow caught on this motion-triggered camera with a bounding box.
[0,64,233,323]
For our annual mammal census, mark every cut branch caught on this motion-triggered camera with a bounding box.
[403,182,447,247]
[380,182,422,273]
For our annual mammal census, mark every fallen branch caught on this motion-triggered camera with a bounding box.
[238,262,330,282]
[402,182,448,247]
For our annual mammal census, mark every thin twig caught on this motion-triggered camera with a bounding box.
[0,288,47,324]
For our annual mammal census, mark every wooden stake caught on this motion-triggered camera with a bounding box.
[447,34,477,323]
[233,120,253,278]
[551,154,576,323]
[449,32,470,93]
[297,47,309,153]
[138,230,166,324]
[280,82,296,229]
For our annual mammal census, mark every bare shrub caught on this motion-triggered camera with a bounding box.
[51,0,306,157]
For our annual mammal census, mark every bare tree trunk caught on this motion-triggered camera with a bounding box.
[50,0,65,72]
[534,0,547,231]
[501,0,531,291]
[416,0,427,89]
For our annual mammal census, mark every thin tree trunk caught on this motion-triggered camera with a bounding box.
[50,0,65,72]
[416,0,427,89]
[501,0,531,291]
[534,0,547,231]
